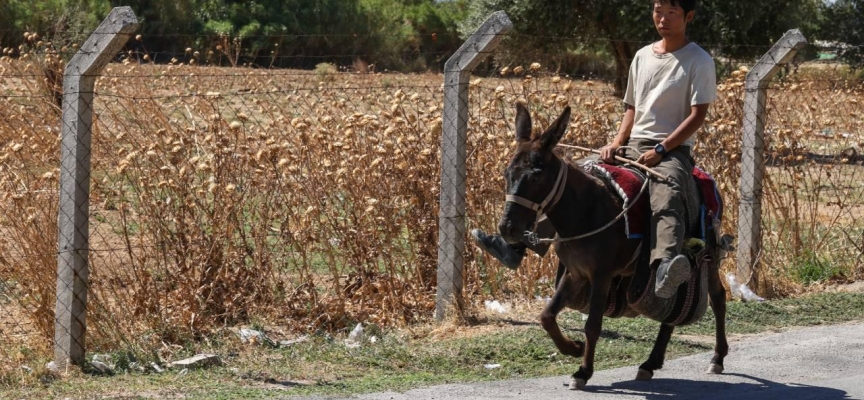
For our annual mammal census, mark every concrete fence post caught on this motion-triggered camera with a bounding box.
[436,11,512,320]
[55,6,139,369]
[737,29,807,291]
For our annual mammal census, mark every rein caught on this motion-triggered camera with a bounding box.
[505,159,650,245]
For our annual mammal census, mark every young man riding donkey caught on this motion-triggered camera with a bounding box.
[474,0,728,389]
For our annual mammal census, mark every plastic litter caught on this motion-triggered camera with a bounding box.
[726,273,765,302]
[484,300,508,314]
[45,361,59,373]
[150,362,164,373]
[279,335,310,348]
[484,363,502,369]
[238,328,277,348]
[345,323,364,348]
[90,360,112,374]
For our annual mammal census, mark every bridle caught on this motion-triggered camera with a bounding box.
[504,158,649,245]
[504,160,568,221]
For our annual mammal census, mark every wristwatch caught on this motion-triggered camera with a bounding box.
[654,143,668,157]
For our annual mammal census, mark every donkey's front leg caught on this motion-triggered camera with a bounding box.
[540,267,585,358]
[570,275,613,390]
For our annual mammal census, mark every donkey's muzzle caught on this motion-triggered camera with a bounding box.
[498,218,523,245]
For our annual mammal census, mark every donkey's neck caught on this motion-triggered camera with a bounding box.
[545,157,622,238]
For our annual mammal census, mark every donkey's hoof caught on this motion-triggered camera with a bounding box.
[568,377,587,390]
[635,368,654,381]
[707,363,724,374]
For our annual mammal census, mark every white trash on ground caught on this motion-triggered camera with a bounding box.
[46,361,59,373]
[279,335,310,348]
[726,273,765,302]
[484,300,508,314]
[345,323,364,348]
[484,363,502,369]
[150,362,164,373]
[168,354,222,369]
[238,328,278,347]
[90,360,112,374]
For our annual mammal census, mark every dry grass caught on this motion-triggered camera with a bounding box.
[1,43,863,381]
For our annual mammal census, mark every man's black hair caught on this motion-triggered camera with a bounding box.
[653,0,696,14]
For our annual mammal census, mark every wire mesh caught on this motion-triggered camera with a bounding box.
[758,46,864,295]
[0,55,59,380]
[84,61,445,353]
[1,27,863,379]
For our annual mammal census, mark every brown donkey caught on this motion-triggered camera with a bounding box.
[497,104,728,390]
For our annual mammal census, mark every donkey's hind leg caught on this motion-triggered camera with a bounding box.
[540,264,585,359]
[635,323,675,380]
[706,256,728,374]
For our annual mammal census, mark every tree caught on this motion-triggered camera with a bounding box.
[117,0,200,35]
[360,0,467,70]
[0,0,108,47]
[460,0,823,96]
[817,0,864,68]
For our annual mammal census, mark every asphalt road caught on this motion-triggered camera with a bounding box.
[334,322,864,400]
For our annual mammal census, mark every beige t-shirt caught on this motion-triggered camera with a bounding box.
[624,42,716,147]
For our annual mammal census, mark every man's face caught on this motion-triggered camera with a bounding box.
[653,2,694,39]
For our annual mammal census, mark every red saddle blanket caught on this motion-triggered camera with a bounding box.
[585,162,722,239]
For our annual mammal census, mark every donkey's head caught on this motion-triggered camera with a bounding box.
[498,104,572,244]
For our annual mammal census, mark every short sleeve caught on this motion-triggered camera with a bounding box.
[623,55,638,107]
[690,57,716,106]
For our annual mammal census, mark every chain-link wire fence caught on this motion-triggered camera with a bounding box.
[83,62,448,356]
[0,47,59,382]
[1,8,863,381]
[758,46,864,296]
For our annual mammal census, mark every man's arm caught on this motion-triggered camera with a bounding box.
[636,103,709,167]
[601,104,635,163]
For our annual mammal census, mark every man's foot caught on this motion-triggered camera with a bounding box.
[470,229,525,270]
[654,255,691,298]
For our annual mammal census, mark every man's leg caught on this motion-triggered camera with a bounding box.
[471,216,554,269]
[648,149,695,298]
[624,140,695,298]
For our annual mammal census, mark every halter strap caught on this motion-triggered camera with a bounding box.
[505,160,568,216]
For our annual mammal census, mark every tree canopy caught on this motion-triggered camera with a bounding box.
[817,0,864,67]
[0,0,858,77]
[459,0,824,93]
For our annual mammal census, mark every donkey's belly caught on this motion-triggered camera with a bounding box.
[564,275,641,319]
[563,250,712,325]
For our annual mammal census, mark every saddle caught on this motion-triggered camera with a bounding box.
[582,161,722,241]
[562,161,723,326]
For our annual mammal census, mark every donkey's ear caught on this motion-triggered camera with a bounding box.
[539,106,571,151]
[515,103,532,142]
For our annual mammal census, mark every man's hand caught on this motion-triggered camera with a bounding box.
[600,144,621,164]
[637,150,663,167]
